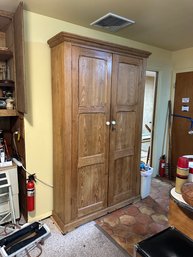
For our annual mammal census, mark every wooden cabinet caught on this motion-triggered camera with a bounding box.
[0,2,26,114]
[169,198,193,240]
[48,32,151,233]
[0,2,27,221]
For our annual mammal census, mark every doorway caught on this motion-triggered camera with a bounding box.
[141,71,158,165]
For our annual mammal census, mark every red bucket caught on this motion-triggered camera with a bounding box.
[177,156,189,169]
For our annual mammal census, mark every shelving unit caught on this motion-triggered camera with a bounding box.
[0,109,17,116]
[0,2,27,222]
[0,49,13,61]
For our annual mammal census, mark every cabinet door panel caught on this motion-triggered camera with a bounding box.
[108,54,143,206]
[112,156,133,203]
[117,63,138,106]
[115,112,136,151]
[77,164,106,217]
[78,57,107,107]
[71,47,112,218]
[78,114,106,161]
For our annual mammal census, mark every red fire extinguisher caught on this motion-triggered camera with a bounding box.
[27,174,35,212]
[159,155,166,177]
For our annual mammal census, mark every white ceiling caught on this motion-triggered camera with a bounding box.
[1,0,193,51]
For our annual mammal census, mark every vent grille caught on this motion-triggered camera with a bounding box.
[90,13,135,32]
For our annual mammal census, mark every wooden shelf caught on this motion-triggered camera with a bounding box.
[0,49,13,61]
[0,80,14,88]
[0,109,17,116]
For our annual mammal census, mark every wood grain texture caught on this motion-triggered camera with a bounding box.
[47,32,151,59]
[168,199,193,240]
[0,109,17,116]
[71,46,111,219]
[51,42,72,224]
[13,2,26,113]
[52,195,138,233]
[48,32,149,233]
[171,71,193,178]
[108,54,143,206]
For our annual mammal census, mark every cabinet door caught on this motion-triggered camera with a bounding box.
[108,54,143,206]
[14,2,26,113]
[71,46,112,218]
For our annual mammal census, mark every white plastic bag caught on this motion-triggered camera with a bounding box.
[140,167,153,177]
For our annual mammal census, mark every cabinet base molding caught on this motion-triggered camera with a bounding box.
[53,196,139,234]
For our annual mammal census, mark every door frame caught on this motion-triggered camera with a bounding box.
[142,70,158,166]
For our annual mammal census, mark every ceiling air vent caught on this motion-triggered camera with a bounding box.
[90,13,135,32]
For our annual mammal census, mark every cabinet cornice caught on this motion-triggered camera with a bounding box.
[47,31,151,59]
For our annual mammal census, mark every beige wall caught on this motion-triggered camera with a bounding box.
[172,47,193,72]
[24,11,173,221]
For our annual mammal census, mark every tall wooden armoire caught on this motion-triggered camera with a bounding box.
[48,32,151,233]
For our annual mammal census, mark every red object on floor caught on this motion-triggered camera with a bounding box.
[159,155,166,177]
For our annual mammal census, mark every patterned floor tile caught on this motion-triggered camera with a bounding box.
[96,177,173,256]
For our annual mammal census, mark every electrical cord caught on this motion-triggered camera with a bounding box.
[12,158,53,188]
[25,242,43,257]
[21,164,53,188]
[12,132,53,188]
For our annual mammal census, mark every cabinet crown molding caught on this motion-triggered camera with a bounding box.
[47,31,151,59]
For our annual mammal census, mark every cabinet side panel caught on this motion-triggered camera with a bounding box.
[133,59,147,197]
[13,2,26,113]
[51,42,72,224]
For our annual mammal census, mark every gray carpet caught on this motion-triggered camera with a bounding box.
[31,218,129,257]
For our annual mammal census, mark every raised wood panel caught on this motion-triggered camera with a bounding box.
[112,156,133,203]
[77,164,106,217]
[115,112,136,151]
[78,57,106,107]
[78,114,105,157]
[117,63,138,106]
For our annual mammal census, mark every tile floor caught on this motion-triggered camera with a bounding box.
[96,178,174,256]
